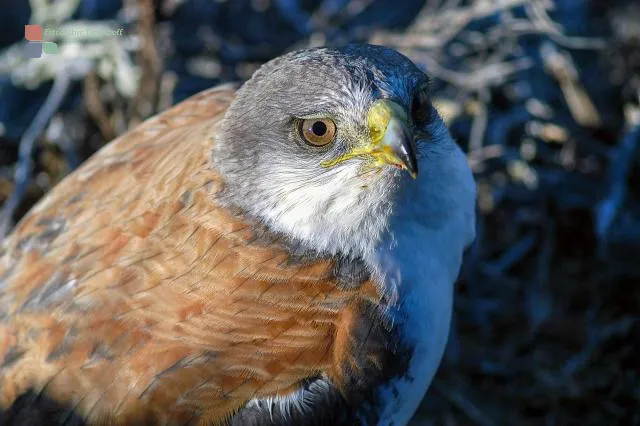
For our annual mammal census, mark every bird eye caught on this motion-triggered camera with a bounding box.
[299,118,336,147]
[411,87,431,124]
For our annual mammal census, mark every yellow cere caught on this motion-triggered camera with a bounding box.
[321,99,409,171]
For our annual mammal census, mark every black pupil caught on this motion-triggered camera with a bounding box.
[312,121,327,136]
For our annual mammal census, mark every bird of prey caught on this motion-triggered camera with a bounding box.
[0,44,475,425]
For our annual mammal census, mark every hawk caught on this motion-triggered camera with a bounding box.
[0,44,476,425]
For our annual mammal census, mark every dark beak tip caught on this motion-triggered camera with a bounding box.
[397,128,418,179]
[405,163,418,179]
[398,142,418,179]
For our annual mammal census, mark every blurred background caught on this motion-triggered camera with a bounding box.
[0,0,638,424]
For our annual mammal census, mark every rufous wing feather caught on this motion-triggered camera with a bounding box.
[0,85,386,425]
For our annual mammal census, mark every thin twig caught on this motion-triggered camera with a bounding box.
[0,72,72,240]
[126,0,162,127]
[433,379,495,426]
[84,71,116,140]
[469,89,490,152]
[595,125,640,242]
[418,54,534,92]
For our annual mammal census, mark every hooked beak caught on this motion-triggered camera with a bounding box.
[320,99,418,178]
[372,100,418,179]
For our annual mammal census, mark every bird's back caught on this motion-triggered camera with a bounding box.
[0,86,389,425]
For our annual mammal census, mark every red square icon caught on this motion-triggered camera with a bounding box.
[25,25,43,41]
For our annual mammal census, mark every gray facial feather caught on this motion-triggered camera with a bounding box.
[212,44,444,258]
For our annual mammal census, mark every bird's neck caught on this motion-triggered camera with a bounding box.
[362,141,476,425]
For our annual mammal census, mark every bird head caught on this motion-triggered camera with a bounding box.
[214,44,475,258]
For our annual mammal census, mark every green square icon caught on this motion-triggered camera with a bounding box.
[42,42,58,54]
